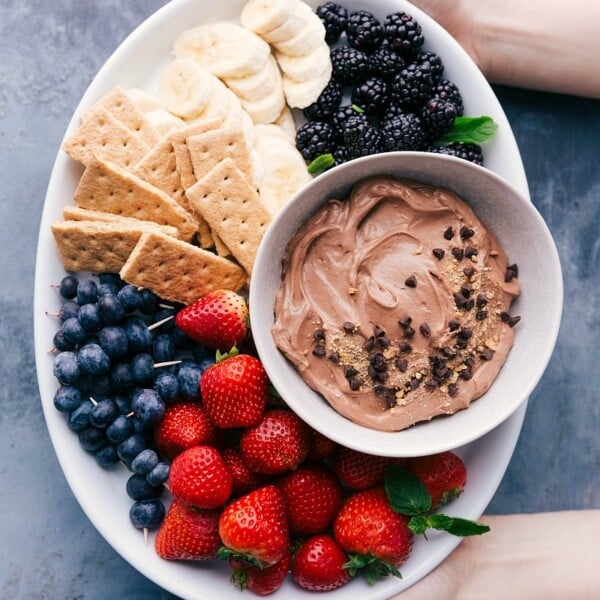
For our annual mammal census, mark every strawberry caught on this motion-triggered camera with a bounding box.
[333,487,413,583]
[201,351,268,429]
[239,409,311,475]
[175,289,249,351]
[334,446,390,490]
[153,402,219,459]
[292,534,351,592]
[307,427,337,461]
[230,550,291,595]
[279,466,342,535]
[218,485,290,567]
[169,445,233,509]
[406,451,467,508]
[222,447,269,497]
[154,498,221,561]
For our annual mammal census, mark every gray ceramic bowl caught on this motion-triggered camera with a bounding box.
[249,152,562,457]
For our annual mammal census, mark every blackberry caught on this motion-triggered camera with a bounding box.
[433,79,464,116]
[416,51,444,82]
[381,113,427,151]
[330,104,370,142]
[295,120,335,162]
[343,115,382,159]
[347,10,384,52]
[381,101,407,122]
[421,97,458,140]
[368,45,404,80]
[351,77,389,115]
[391,62,436,108]
[332,145,350,165]
[316,2,348,45]
[426,142,484,166]
[330,46,369,84]
[303,78,343,121]
[383,12,424,57]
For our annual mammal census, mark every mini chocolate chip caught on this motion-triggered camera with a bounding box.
[441,346,457,358]
[420,323,431,338]
[328,351,340,364]
[344,365,358,378]
[373,325,385,338]
[464,298,475,310]
[443,226,455,240]
[370,352,387,372]
[508,315,522,327]
[398,315,412,328]
[453,292,467,309]
[455,338,468,349]
[432,248,445,260]
[448,319,460,331]
[458,327,473,340]
[342,321,356,334]
[480,348,494,361]
[373,370,388,383]
[363,336,376,352]
[464,354,475,367]
[505,266,517,282]
[312,345,326,357]
[399,341,412,353]
[476,310,488,321]
[463,265,476,278]
[313,328,325,341]
[460,284,472,298]
[377,336,390,349]
[459,368,472,380]
[500,311,511,323]
[405,275,417,288]
[349,378,362,391]
[404,326,415,338]
[465,246,478,259]
[374,385,387,396]
[448,383,459,397]
[460,226,475,239]
[508,263,519,276]
[434,366,450,380]
[451,247,464,261]
[476,294,488,308]
[395,358,408,372]
[425,379,438,390]
[409,376,420,390]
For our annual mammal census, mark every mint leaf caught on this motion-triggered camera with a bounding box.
[436,116,498,144]
[307,153,335,174]
[384,464,432,517]
[351,103,365,114]
[443,517,490,537]
[408,515,429,535]
[426,513,454,531]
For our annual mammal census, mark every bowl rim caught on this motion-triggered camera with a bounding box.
[250,151,563,457]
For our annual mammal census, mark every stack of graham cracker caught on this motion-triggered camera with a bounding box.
[52,87,272,305]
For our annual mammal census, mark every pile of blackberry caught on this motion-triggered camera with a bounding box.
[50,273,217,532]
[298,3,482,166]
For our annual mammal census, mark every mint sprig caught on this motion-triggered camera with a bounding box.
[384,464,490,538]
[307,153,335,175]
[435,115,498,144]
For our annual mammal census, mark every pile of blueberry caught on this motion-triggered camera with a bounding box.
[296,3,484,167]
[50,273,214,530]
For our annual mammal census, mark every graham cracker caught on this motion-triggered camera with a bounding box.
[186,158,271,274]
[187,126,254,186]
[62,106,149,169]
[62,205,179,238]
[213,233,232,257]
[94,86,161,147]
[51,220,152,273]
[119,230,248,305]
[73,155,198,241]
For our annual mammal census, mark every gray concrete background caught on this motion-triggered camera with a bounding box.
[1,1,598,598]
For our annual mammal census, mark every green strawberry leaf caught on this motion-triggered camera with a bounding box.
[215,346,239,363]
[217,546,264,568]
[436,116,498,144]
[384,464,432,517]
[407,515,429,535]
[343,553,402,584]
[307,153,335,175]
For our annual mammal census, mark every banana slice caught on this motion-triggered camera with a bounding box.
[125,88,164,113]
[283,67,331,109]
[276,44,331,83]
[254,123,295,150]
[257,140,311,215]
[195,77,232,122]
[173,22,271,79]
[144,108,185,136]
[225,54,282,103]
[241,85,286,124]
[273,106,297,141]
[158,59,214,119]
[260,1,309,45]
[240,0,298,36]
[274,16,326,57]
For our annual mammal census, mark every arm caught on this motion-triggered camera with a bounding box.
[394,511,600,600]
[409,0,600,98]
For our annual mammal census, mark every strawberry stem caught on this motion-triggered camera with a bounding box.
[218,546,264,568]
[343,553,402,584]
[215,345,239,363]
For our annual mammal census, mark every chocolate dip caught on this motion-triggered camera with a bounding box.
[272,177,521,432]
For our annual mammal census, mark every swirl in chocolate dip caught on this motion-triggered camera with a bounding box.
[272,177,521,432]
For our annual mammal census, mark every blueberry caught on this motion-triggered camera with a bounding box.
[131,353,154,385]
[177,360,202,401]
[117,284,142,312]
[124,317,151,353]
[129,499,165,529]
[61,317,87,346]
[151,308,175,333]
[139,289,159,315]
[59,300,80,322]
[126,474,164,501]
[53,330,74,352]
[94,444,119,468]
[153,371,179,404]
[68,400,94,432]
[59,275,79,299]
[98,273,124,288]
[54,351,81,384]
[78,426,108,452]
[106,414,134,443]
[117,433,147,466]
[98,325,129,359]
[192,343,213,362]
[199,356,216,373]
[98,294,125,325]
[152,334,175,363]
[82,373,112,397]
[89,398,118,428]
[76,279,98,305]
[172,325,195,349]
[110,362,135,392]
[146,462,170,487]
[131,415,151,435]
[97,282,120,297]
[53,385,82,412]
[131,388,165,424]
[113,394,131,415]
[77,303,102,332]
[78,343,111,376]
[131,449,159,476]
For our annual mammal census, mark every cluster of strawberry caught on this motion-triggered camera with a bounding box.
[151,290,475,594]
